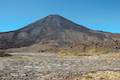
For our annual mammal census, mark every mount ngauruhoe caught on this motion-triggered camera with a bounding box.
[0,15,120,54]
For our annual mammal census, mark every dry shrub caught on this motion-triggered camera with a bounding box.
[0,50,12,57]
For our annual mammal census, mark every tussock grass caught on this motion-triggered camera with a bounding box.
[80,71,120,80]
[58,49,105,57]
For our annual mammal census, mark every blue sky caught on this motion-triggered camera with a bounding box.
[0,0,120,33]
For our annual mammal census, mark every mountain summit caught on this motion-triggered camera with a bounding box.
[0,15,119,53]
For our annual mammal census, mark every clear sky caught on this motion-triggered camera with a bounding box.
[0,0,120,33]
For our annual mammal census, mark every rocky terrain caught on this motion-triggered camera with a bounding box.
[0,53,119,80]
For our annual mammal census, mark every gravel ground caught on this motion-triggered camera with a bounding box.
[0,53,120,80]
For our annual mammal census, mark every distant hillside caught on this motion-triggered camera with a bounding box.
[0,15,120,54]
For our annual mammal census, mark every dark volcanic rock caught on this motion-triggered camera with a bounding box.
[0,15,119,50]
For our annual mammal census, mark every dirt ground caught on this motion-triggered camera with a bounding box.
[0,52,120,80]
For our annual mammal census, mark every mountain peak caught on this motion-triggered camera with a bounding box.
[44,14,65,21]
[46,14,63,18]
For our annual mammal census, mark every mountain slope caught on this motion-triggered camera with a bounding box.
[0,15,119,53]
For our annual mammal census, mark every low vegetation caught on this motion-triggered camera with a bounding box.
[80,71,120,80]
[0,50,12,57]
[58,41,120,57]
